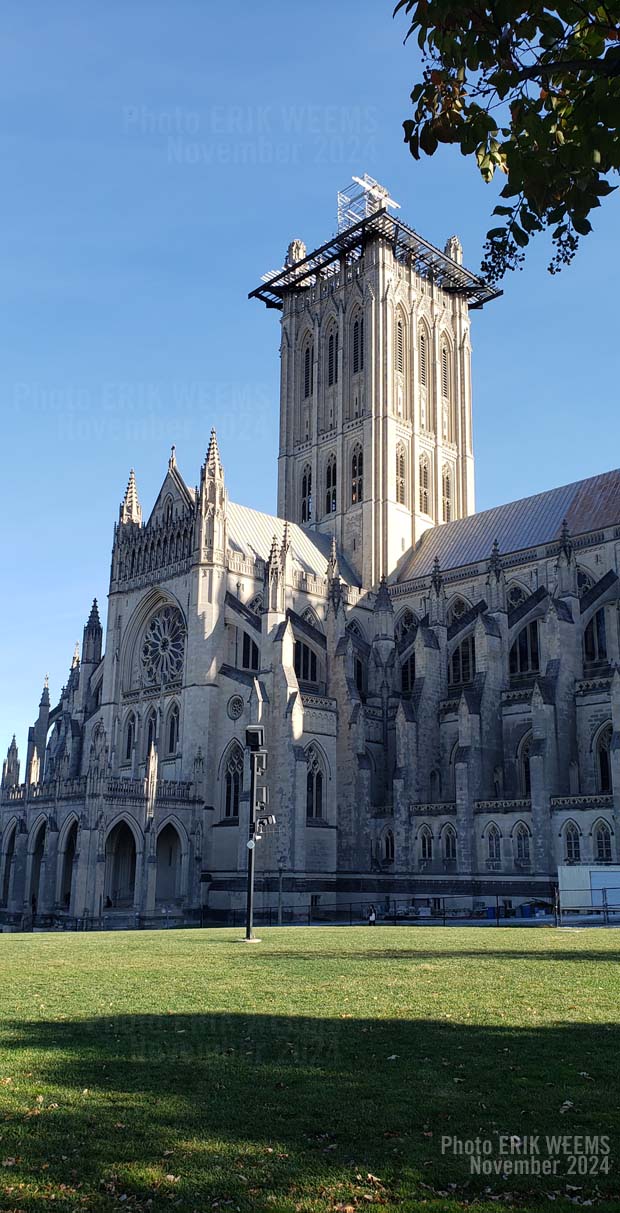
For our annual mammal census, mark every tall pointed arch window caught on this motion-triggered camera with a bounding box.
[327,329,338,387]
[595,820,612,862]
[325,455,337,515]
[401,652,416,695]
[351,445,363,505]
[419,455,430,514]
[352,316,364,375]
[420,827,433,862]
[303,343,314,399]
[442,465,452,522]
[224,744,243,818]
[301,464,312,523]
[519,734,532,797]
[396,442,407,506]
[515,823,530,862]
[384,829,395,863]
[449,635,475,688]
[597,724,613,794]
[488,825,502,861]
[306,746,324,819]
[441,343,449,399]
[396,317,404,374]
[419,330,427,387]
[124,713,136,763]
[145,710,157,756]
[167,704,179,755]
[565,822,580,863]
[584,608,607,664]
[444,826,457,861]
[395,609,417,645]
[510,622,540,677]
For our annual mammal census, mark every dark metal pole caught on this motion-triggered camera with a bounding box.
[245,752,256,941]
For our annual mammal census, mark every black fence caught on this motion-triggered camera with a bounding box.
[3,887,620,933]
[203,893,556,929]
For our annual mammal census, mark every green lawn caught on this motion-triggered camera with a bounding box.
[0,926,618,1213]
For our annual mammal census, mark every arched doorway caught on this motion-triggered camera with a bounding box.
[104,822,137,908]
[156,824,182,903]
[59,821,78,911]
[1,823,16,906]
[29,822,46,914]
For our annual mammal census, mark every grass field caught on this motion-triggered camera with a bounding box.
[0,926,618,1213]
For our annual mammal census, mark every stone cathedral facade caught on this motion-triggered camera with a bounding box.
[1,177,619,925]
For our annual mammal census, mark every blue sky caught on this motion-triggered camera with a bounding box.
[1,0,619,762]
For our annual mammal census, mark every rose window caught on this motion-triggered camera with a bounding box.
[141,607,185,685]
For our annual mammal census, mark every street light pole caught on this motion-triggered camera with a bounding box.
[245,749,257,941]
[277,858,285,926]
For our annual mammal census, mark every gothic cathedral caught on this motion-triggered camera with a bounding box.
[2,176,619,925]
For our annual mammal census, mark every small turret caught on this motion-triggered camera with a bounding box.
[1,736,20,790]
[82,598,103,666]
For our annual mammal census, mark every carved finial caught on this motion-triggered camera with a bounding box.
[431,556,443,594]
[120,468,142,526]
[205,428,223,477]
[44,673,49,690]
[86,598,101,628]
[327,535,340,580]
[169,444,176,470]
[281,520,290,560]
[489,539,502,578]
[559,518,573,559]
[72,642,80,669]
[268,532,280,565]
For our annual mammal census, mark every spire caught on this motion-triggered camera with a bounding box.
[72,642,80,670]
[83,598,103,665]
[86,598,101,628]
[120,469,142,525]
[2,735,19,791]
[40,675,50,708]
[374,575,393,616]
[268,532,280,565]
[205,428,224,478]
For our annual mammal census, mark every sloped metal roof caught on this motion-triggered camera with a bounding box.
[227,501,360,587]
[396,468,620,582]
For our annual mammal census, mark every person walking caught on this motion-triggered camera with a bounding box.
[368,904,376,926]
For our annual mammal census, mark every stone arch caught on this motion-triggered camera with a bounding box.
[104,817,142,909]
[301,605,324,633]
[395,607,418,646]
[418,824,433,862]
[27,815,47,913]
[382,827,395,864]
[57,814,79,910]
[517,730,533,797]
[0,818,18,907]
[155,818,187,904]
[164,701,180,756]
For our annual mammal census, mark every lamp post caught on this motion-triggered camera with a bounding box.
[244,725,267,942]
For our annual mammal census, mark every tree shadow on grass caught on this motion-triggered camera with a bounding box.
[0,1013,619,1213]
[261,946,620,964]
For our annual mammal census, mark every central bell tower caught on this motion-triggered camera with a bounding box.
[250,174,499,588]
